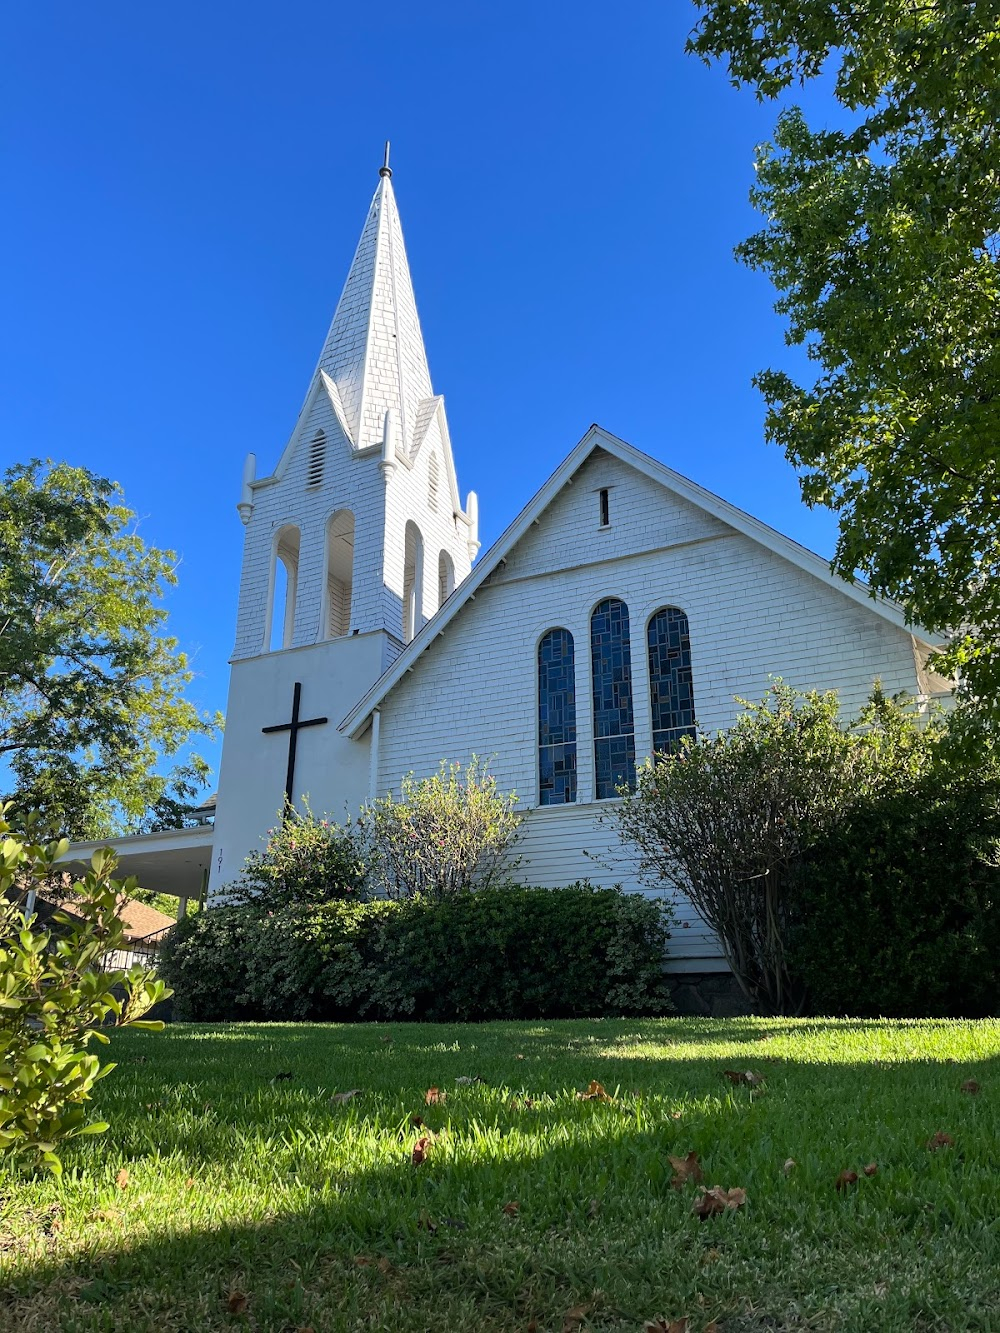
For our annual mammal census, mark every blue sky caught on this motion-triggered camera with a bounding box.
[2,1,841,791]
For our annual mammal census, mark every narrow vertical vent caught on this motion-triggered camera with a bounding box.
[429,454,439,512]
[307,430,326,487]
[599,488,610,527]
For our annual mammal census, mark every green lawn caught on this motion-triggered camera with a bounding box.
[2,1018,1000,1332]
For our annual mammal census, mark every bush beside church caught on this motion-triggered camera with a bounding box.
[160,887,676,1022]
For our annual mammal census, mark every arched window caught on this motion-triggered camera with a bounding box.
[402,521,424,643]
[437,550,455,609]
[590,597,636,798]
[538,629,577,805]
[269,525,300,651]
[307,430,326,487]
[647,607,696,753]
[428,454,439,512]
[324,509,355,638]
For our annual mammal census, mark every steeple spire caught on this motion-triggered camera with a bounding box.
[312,153,434,454]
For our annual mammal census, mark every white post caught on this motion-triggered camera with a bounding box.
[368,708,381,802]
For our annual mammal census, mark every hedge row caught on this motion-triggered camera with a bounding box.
[787,776,1000,1018]
[159,884,675,1022]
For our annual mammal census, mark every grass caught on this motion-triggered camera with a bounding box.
[1,1018,1000,1332]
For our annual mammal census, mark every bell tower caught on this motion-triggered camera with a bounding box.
[209,150,479,895]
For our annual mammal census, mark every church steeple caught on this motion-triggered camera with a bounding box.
[312,147,435,455]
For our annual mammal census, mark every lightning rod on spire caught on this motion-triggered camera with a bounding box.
[380,141,392,178]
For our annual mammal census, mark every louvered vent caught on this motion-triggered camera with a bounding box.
[307,430,326,487]
[428,454,439,511]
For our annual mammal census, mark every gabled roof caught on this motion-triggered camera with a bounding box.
[341,425,940,739]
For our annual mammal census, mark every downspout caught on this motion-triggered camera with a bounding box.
[368,708,381,803]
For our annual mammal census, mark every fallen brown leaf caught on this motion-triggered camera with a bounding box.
[227,1290,248,1314]
[576,1080,612,1102]
[863,1162,878,1177]
[926,1131,955,1151]
[330,1089,361,1105]
[562,1303,591,1330]
[502,1201,520,1216]
[782,1158,796,1176]
[410,1113,424,1128]
[692,1185,747,1219]
[961,1079,980,1096]
[185,1177,195,1190]
[412,1134,433,1165]
[377,1257,392,1274]
[835,1170,859,1192]
[668,1151,704,1189]
[722,1070,765,1087]
[644,1319,689,1332]
[115,1169,129,1190]
[425,1086,446,1105]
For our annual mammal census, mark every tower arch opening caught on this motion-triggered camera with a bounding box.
[323,509,355,639]
[437,550,455,609]
[269,525,301,651]
[402,521,424,643]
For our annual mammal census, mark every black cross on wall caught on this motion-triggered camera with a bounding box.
[261,681,328,812]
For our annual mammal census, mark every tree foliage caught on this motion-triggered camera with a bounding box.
[688,1,1000,710]
[0,460,219,837]
[362,758,521,901]
[0,808,170,1174]
[612,683,936,1012]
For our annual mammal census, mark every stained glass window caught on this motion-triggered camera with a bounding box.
[647,607,696,753]
[590,598,636,798]
[538,629,577,805]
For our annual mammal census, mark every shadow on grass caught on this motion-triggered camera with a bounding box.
[3,1020,1000,1330]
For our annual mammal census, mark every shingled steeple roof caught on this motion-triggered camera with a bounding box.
[311,149,435,454]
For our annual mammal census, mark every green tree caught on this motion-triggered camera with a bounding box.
[0,460,218,838]
[688,1,1000,712]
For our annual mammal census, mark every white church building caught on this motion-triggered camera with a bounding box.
[65,157,949,1005]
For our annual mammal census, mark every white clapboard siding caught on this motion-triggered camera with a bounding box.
[514,804,728,973]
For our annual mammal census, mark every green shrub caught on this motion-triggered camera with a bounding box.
[0,811,170,1174]
[361,758,521,900]
[788,773,1000,1017]
[225,806,364,914]
[161,885,675,1022]
[613,683,993,1015]
[157,906,258,1021]
[374,885,674,1020]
